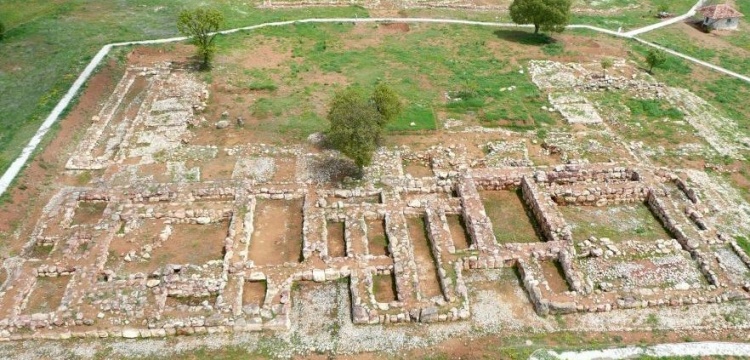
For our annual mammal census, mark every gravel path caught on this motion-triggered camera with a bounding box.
[0,0,745,197]
[623,0,706,37]
[532,341,750,359]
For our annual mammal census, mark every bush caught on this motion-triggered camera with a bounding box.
[541,42,564,56]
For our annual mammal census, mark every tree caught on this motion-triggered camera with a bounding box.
[326,88,382,169]
[0,21,5,41]
[600,57,613,77]
[645,49,667,73]
[177,8,224,70]
[372,82,403,128]
[509,0,572,35]
[326,84,403,170]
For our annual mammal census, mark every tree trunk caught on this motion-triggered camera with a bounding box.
[534,24,540,34]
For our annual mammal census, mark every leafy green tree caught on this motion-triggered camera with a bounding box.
[326,84,403,170]
[0,21,5,41]
[600,57,613,76]
[326,88,382,169]
[509,0,572,34]
[372,82,403,127]
[645,49,667,73]
[177,8,224,70]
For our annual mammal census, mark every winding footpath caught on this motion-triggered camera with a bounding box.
[0,1,746,202]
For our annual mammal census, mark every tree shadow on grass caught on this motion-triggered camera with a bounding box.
[493,29,557,46]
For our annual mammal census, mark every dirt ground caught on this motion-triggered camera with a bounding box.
[24,276,70,314]
[250,199,304,266]
[326,221,346,258]
[366,219,389,256]
[406,216,442,299]
[446,214,471,250]
[243,280,267,307]
[373,274,397,303]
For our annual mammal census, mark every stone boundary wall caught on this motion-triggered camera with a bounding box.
[520,177,572,243]
[729,241,750,273]
[66,70,139,170]
[456,178,495,251]
[647,191,719,286]
[424,209,453,302]
[548,183,650,206]
[534,165,639,185]
[673,177,700,204]
[472,171,525,191]
[558,249,588,294]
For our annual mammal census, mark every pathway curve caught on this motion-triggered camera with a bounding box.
[531,341,750,359]
[623,0,706,37]
[0,8,747,197]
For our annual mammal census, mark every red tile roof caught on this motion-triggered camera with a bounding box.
[699,4,744,19]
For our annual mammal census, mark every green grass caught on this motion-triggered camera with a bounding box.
[388,104,436,131]
[625,98,683,119]
[0,1,368,175]
[736,236,750,257]
[640,23,750,76]
[480,189,544,243]
[209,23,562,135]
[560,203,673,243]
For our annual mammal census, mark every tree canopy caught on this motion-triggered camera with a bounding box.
[509,0,572,34]
[177,8,224,69]
[326,84,402,170]
[645,49,667,73]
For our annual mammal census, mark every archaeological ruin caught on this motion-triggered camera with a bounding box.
[1,58,750,342]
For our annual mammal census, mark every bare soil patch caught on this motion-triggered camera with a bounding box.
[186,154,236,182]
[71,201,107,226]
[228,40,291,70]
[540,260,571,293]
[24,276,70,314]
[373,273,397,303]
[136,163,172,183]
[406,216,442,299]
[249,199,303,266]
[366,219,389,256]
[446,214,471,250]
[272,157,297,183]
[326,220,346,258]
[122,221,228,273]
[242,280,267,307]
[403,161,433,178]
[126,44,194,68]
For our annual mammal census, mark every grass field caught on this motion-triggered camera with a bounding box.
[0,0,714,177]
[201,21,564,140]
[0,0,368,174]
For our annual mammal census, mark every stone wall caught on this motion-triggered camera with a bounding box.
[534,165,639,185]
[647,191,719,286]
[548,183,650,206]
[520,177,572,243]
